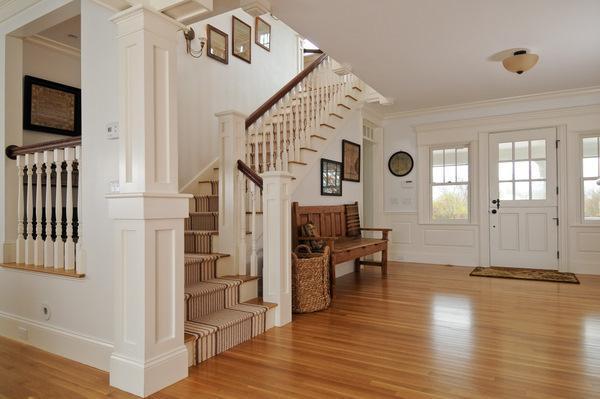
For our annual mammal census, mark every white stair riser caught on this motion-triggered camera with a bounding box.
[239,279,259,303]
[185,339,195,367]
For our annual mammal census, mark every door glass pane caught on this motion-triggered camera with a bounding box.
[515,181,530,200]
[432,166,444,183]
[531,160,546,179]
[531,140,546,159]
[583,137,599,158]
[432,150,444,166]
[498,142,512,161]
[498,162,513,181]
[584,179,600,220]
[514,161,530,180]
[499,182,513,201]
[583,157,599,178]
[531,181,546,200]
[432,185,469,221]
[515,141,529,160]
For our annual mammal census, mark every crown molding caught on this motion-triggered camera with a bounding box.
[414,103,600,133]
[0,0,40,24]
[25,34,80,58]
[384,86,600,120]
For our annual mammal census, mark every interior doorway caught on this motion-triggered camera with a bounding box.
[363,120,377,228]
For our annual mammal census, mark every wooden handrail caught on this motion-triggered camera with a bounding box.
[245,53,328,129]
[6,136,81,160]
[237,159,263,189]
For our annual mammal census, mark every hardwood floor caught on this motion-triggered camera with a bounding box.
[2,262,600,398]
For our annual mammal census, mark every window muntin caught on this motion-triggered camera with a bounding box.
[582,136,600,221]
[497,140,547,201]
[431,145,469,222]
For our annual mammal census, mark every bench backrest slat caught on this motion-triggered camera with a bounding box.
[292,202,361,248]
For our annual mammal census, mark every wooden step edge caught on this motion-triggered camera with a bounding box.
[220,275,259,282]
[185,333,196,343]
[244,297,277,309]
[198,180,218,184]
[300,147,317,152]
[320,123,336,130]
[193,194,218,198]
[188,211,219,215]
[245,211,264,214]
[0,263,85,278]
[337,103,351,110]
[288,161,307,165]
[311,134,327,140]
[345,94,358,101]
[185,252,230,258]
[184,230,219,235]
[352,86,363,92]
[329,113,343,119]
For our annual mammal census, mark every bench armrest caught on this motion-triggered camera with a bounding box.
[359,227,391,240]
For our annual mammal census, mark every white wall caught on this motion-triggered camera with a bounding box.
[0,0,118,371]
[293,110,364,277]
[22,37,80,145]
[378,91,600,273]
[177,9,299,188]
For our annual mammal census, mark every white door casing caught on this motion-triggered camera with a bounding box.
[489,128,558,269]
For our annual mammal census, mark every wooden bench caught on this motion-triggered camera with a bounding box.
[292,202,391,291]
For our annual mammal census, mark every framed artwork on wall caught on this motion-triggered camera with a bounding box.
[23,75,81,136]
[255,16,271,51]
[321,158,343,196]
[342,139,361,182]
[388,151,414,177]
[207,24,229,64]
[232,16,251,63]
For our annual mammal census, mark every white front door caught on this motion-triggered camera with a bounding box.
[489,128,559,269]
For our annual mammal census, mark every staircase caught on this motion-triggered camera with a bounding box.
[183,54,365,367]
[183,170,275,367]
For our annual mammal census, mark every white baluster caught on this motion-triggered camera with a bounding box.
[268,123,274,171]
[25,154,34,265]
[75,145,83,273]
[276,106,282,170]
[53,149,64,268]
[33,152,44,266]
[262,124,267,173]
[238,171,247,275]
[250,181,258,276]
[253,126,259,172]
[64,147,75,270]
[16,155,25,264]
[43,151,54,268]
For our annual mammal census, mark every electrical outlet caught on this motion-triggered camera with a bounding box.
[17,326,28,341]
[106,122,119,140]
[41,303,51,321]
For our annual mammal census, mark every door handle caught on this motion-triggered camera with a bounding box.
[491,198,500,209]
[491,209,497,214]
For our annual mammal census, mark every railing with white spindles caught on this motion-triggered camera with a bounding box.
[7,137,84,276]
[244,54,360,174]
[237,160,263,278]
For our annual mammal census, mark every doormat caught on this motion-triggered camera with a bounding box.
[470,266,579,284]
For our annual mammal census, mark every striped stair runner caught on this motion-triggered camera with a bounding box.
[184,180,269,366]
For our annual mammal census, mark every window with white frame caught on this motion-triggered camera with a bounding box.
[582,136,600,221]
[431,145,470,222]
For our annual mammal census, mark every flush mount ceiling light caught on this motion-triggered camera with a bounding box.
[502,50,539,75]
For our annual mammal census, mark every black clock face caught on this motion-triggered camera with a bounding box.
[388,151,414,177]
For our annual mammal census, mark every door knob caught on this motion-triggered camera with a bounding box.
[491,209,497,214]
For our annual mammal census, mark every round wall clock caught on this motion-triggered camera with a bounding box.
[388,151,414,177]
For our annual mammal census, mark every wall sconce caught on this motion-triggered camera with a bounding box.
[183,27,206,59]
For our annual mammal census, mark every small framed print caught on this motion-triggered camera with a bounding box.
[321,158,343,196]
[255,16,271,51]
[232,16,251,63]
[207,24,229,64]
[342,139,361,182]
[23,75,81,136]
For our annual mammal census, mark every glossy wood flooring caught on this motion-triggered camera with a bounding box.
[2,262,600,399]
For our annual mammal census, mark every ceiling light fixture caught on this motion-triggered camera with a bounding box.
[502,50,539,75]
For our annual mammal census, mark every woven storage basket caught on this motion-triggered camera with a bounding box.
[292,245,331,313]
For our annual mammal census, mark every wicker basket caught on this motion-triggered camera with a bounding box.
[292,245,331,313]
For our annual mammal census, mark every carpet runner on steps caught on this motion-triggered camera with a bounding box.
[183,189,269,366]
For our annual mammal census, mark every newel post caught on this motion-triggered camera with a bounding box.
[106,5,189,397]
[216,111,247,276]
[261,171,293,326]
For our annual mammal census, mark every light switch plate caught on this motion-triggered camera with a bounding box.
[106,122,119,140]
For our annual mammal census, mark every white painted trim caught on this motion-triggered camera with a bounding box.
[24,34,80,58]
[478,132,490,267]
[2,241,15,263]
[0,0,41,23]
[557,125,569,272]
[0,310,113,371]
[386,86,600,120]
[414,104,600,133]
[179,157,219,193]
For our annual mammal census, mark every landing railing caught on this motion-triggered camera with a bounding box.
[6,137,83,275]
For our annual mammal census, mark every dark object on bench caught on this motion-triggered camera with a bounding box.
[291,201,391,293]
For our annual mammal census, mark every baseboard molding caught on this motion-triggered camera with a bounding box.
[0,310,113,371]
[2,241,15,263]
[567,261,600,275]
[389,250,479,267]
[336,261,354,277]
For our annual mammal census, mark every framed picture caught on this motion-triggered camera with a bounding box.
[232,16,251,63]
[207,24,229,64]
[388,151,414,177]
[23,75,81,136]
[342,139,361,182]
[255,16,271,51]
[321,158,342,196]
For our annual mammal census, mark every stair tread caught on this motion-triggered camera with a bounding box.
[185,278,241,297]
[311,134,327,140]
[320,123,335,129]
[329,113,343,119]
[185,333,196,343]
[345,94,358,101]
[185,230,218,235]
[198,180,218,183]
[300,147,317,152]
[352,86,363,92]
[188,308,255,327]
[194,194,218,198]
[288,161,307,165]
[189,211,218,215]
[184,252,229,261]
[220,275,259,282]
[338,103,351,110]
[244,297,277,309]
[245,211,263,214]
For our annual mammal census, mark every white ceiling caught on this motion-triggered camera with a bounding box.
[37,15,80,49]
[272,0,600,113]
